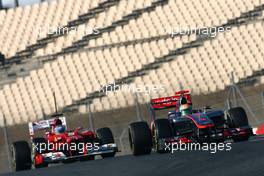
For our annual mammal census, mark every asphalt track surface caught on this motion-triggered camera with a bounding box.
[2,137,264,176]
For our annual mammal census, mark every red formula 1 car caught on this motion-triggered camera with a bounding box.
[128,90,253,155]
[11,113,118,171]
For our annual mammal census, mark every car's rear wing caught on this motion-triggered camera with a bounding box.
[28,116,67,137]
[150,90,192,110]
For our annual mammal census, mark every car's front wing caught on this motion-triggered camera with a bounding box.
[40,143,118,163]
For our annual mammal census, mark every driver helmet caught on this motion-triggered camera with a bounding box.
[54,119,66,134]
[179,97,192,116]
[179,103,192,116]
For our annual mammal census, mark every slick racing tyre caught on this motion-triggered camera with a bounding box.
[226,107,250,142]
[32,138,48,169]
[227,107,249,128]
[153,119,173,153]
[97,127,116,158]
[129,121,152,156]
[11,141,32,171]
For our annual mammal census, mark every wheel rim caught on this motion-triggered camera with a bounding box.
[11,146,16,170]
[128,128,134,151]
[154,129,159,152]
[226,112,236,128]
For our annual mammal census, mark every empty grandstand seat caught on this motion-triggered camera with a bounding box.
[0,0,263,125]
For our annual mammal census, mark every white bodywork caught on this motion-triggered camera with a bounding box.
[28,116,67,136]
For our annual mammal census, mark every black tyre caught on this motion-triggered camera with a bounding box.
[32,138,48,168]
[226,107,250,142]
[97,127,116,158]
[153,119,173,153]
[226,107,249,128]
[11,141,31,171]
[129,121,152,156]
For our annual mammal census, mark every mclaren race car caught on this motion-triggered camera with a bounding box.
[11,114,118,171]
[128,90,253,155]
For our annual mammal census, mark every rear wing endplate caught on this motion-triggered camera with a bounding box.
[28,116,67,136]
[150,90,192,110]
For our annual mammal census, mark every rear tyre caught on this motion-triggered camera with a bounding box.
[129,121,152,156]
[97,127,116,158]
[226,107,250,142]
[11,141,32,171]
[227,107,249,128]
[153,119,173,153]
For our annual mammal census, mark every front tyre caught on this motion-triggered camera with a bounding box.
[97,127,116,158]
[11,141,32,171]
[226,107,251,142]
[129,121,152,156]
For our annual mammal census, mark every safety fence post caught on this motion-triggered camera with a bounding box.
[2,114,12,172]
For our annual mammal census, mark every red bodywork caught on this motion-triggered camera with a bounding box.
[256,124,264,135]
[151,90,192,110]
[46,129,96,152]
[33,127,97,166]
[29,116,117,167]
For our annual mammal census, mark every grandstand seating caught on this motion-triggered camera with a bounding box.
[93,0,262,46]
[4,0,261,61]
[31,0,263,57]
[0,0,103,58]
[90,21,264,111]
[0,0,171,124]
[0,0,263,125]
[34,0,154,56]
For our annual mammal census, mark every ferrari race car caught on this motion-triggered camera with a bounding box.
[11,113,118,171]
[128,90,253,155]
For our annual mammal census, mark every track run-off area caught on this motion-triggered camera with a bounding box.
[2,137,264,176]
